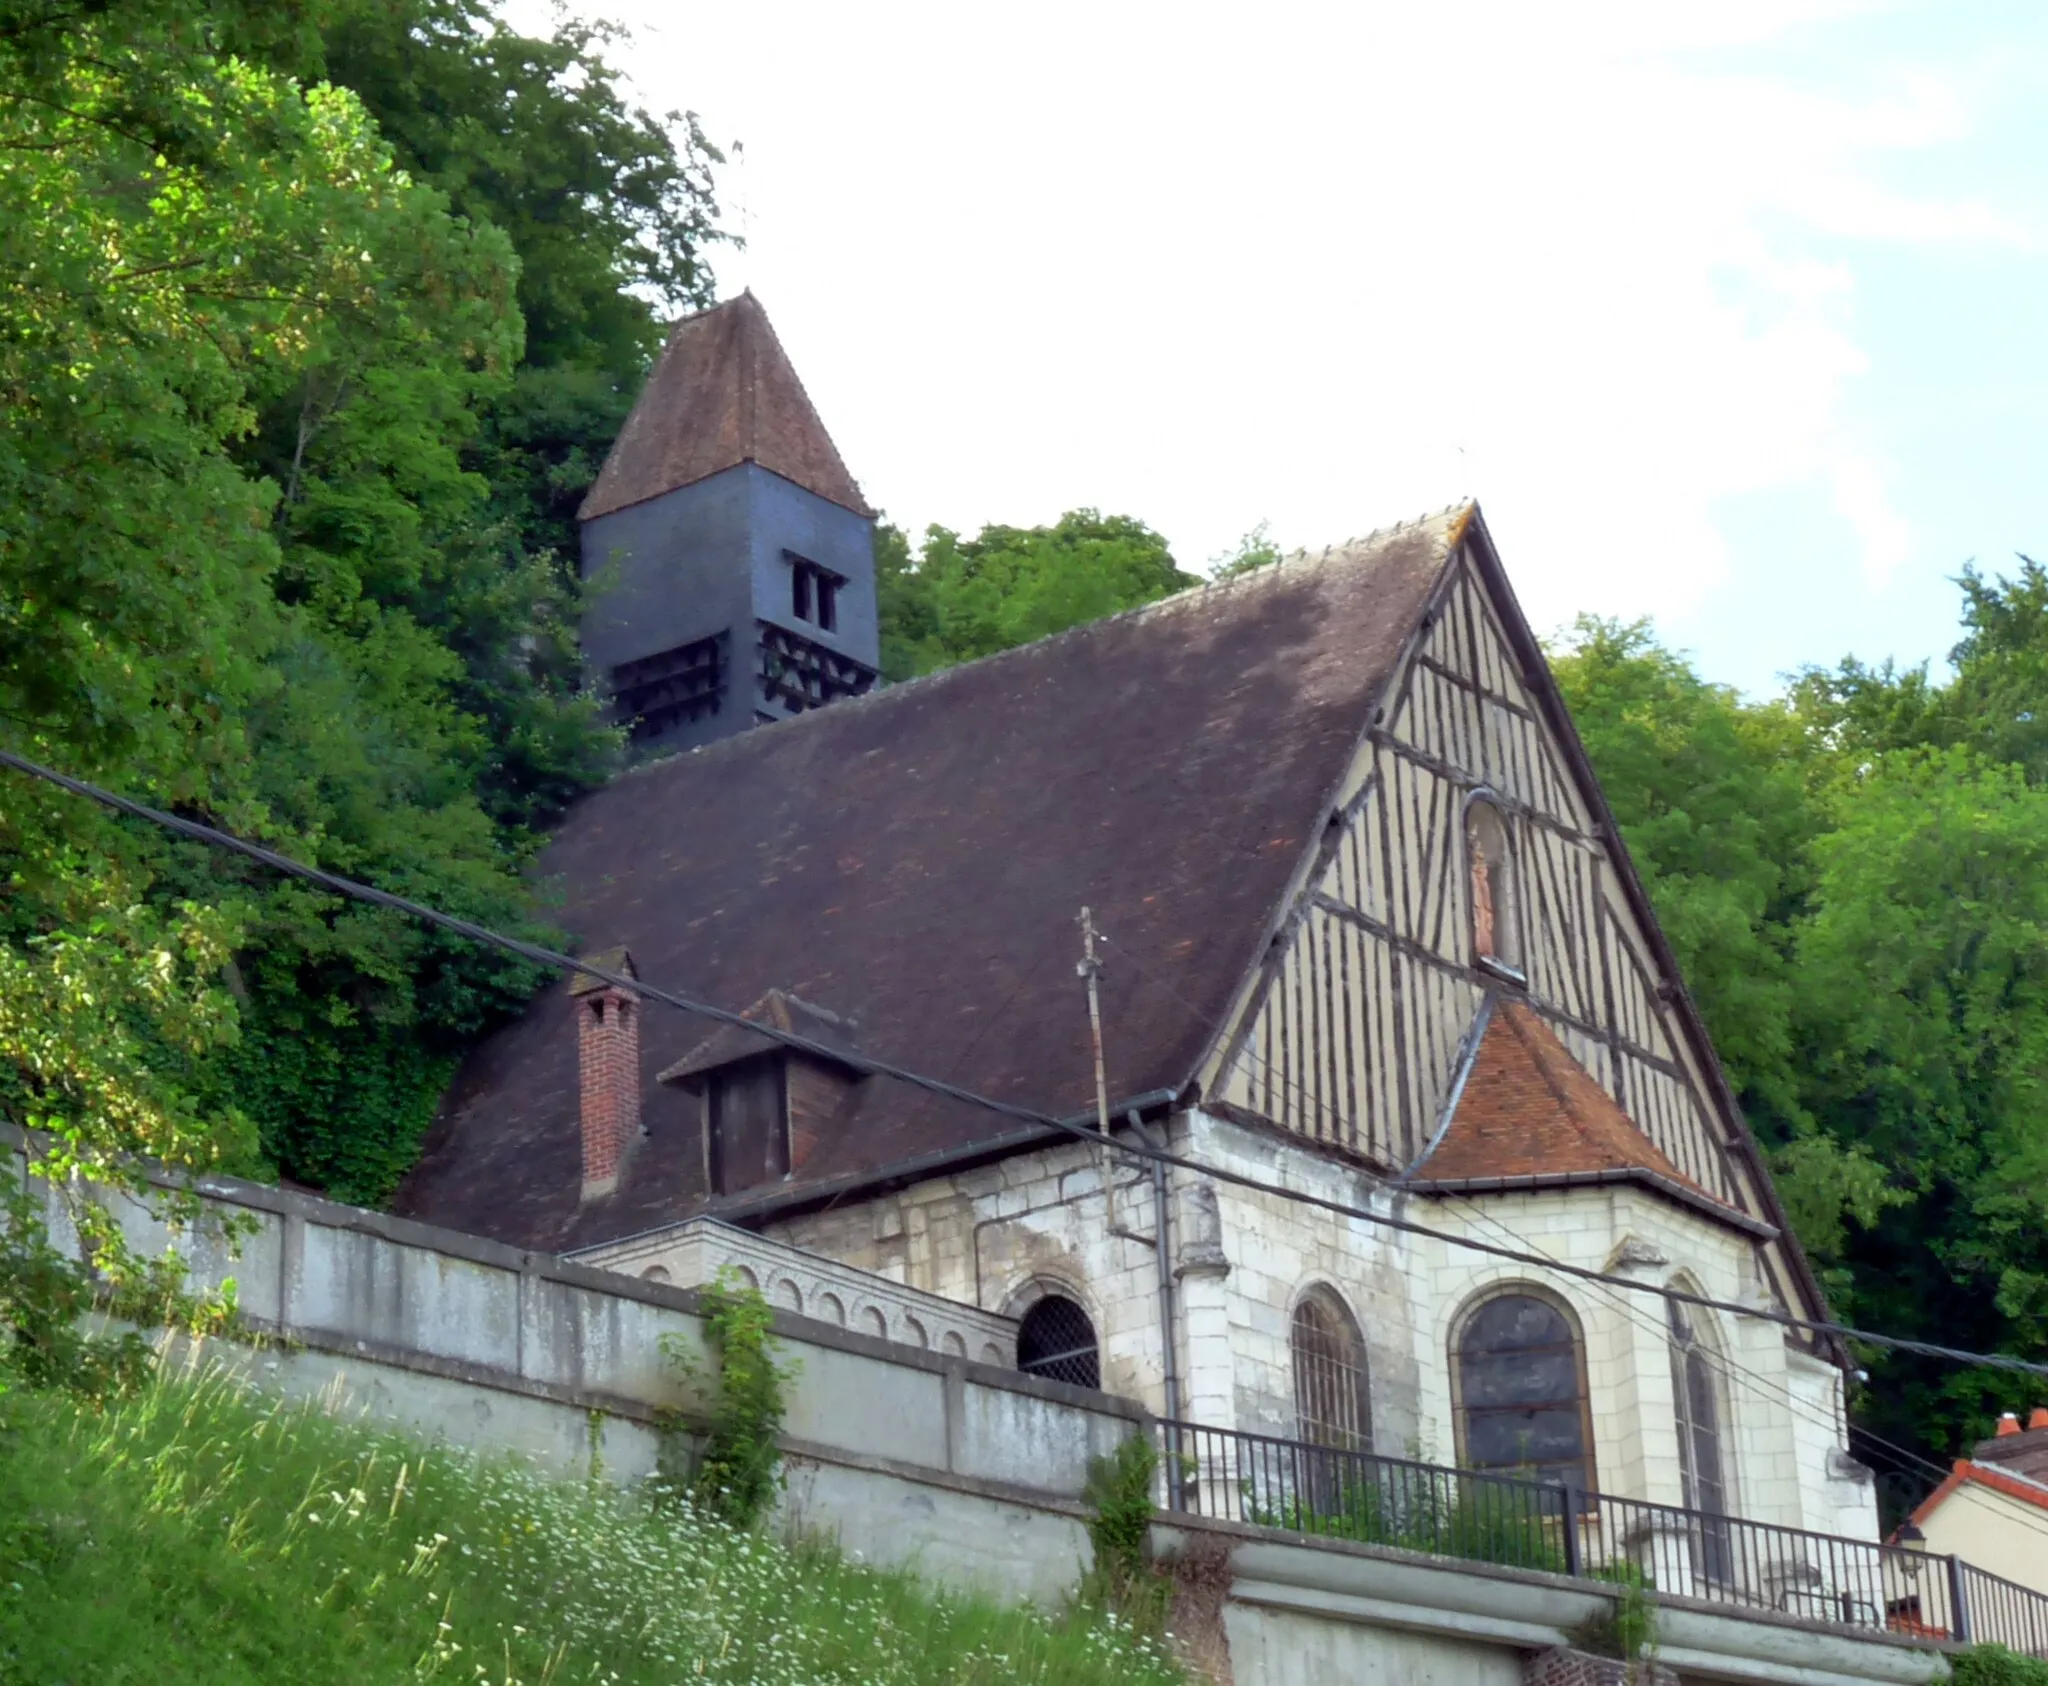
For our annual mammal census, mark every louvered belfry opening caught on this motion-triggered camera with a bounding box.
[1016,1295,1100,1390]
[1291,1291,1372,1451]
[611,633,727,744]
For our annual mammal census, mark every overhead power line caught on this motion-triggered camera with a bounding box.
[1100,930,1923,1461]
[8,744,2048,1385]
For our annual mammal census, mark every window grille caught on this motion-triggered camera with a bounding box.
[1291,1290,1372,1451]
[1016,1295,1100,1390]
[1454,1291,1594,1500]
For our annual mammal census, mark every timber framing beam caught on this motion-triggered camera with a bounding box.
[1412,651,1538,721]
[1304,892,1689,1083]
[1364,728,1595,847]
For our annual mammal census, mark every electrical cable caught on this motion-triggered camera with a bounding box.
[1101,929,1924,1469]
[10,744,2048,1385]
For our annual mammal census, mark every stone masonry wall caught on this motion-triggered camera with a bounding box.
[688,1106,1878,1547]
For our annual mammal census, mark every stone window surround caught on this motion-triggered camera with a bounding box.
[1446,1277,1599,1493]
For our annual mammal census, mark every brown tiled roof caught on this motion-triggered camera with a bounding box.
[393,513,1464,1251]
[578,292,872,522]
[1409,1001,1764,1233]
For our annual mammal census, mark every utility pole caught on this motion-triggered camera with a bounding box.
[1078,906,1111,1141]
[1077,906,1114,1223]
[1079,907,1152,1241]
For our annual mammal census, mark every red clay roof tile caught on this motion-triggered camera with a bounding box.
[1416,1001,1700,1191]
[579,292,871,521]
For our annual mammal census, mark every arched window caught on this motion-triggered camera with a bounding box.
[1454,1290,1594,1496]
[1669,1294,1733,1579]
[1466,798,1520,973]
[1017,1293,1101,1389]
[1669,1297,1729,1507]
[1292,1288,1372,1452]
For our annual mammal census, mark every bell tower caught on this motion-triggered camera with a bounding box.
[577,293,880,754]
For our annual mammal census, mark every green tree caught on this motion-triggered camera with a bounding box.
[1208,520,1283,579]
[1548,620,1898,1272]
[1791,747,2048,1454]
[877,510,1198,681]
[1550,619,1814,1119]
[0,0,493,1184]
[0,0,727,1202]
[284,0,729,580]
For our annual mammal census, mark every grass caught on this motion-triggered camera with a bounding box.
[0,1362,1186,1686]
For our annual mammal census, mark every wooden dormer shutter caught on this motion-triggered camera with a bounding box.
[707,1053,790,1194]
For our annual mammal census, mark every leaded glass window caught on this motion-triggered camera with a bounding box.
[1454,1291,1594,1496]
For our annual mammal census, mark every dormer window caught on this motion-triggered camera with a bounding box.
[788,554,841,633]
[1465,795,1522,978]
[656,989,863,1199]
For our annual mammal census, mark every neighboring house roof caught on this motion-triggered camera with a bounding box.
[577,292,873,522]
[394,512,1461,1251]
[1909,1459,2048,1529]
[1406,1000,1774,1237]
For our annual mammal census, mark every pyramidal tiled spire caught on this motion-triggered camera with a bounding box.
[579,292,872,522]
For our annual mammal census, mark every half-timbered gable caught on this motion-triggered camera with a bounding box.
[1204,511,1812,1331]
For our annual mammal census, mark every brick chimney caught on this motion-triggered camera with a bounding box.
[1976,1408,2048,1483]
[571,949,639,1201]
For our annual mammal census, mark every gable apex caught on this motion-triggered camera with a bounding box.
[579,292,873,522]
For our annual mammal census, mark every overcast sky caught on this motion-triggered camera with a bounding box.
[518,0,2047,695]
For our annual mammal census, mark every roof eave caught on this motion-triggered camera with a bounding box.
[1407,1165,1779,1239]
[577,1086,1184,1245]
[578,456,876,527]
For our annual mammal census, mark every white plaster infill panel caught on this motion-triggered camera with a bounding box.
[572,1217,1019,1367]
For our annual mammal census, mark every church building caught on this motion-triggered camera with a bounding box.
[398,293,1879,1563]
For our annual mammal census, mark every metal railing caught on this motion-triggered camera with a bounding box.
[1156,1418,2048,1655]
[1958,1562,2048,1656]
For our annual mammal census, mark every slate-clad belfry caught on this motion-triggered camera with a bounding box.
[577,291,880,754]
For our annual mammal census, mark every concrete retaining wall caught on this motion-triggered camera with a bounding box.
[5,1137,1950,1684]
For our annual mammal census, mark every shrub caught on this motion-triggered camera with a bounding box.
[658,1267,796,1529]
[1952,1646,2048,1686]
[1247,1464,1568,1574]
